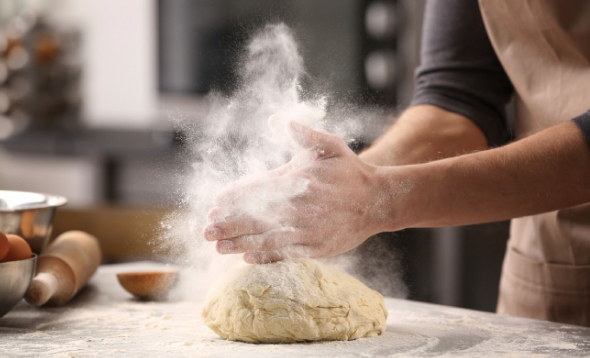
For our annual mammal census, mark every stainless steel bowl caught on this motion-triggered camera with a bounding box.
[0,190,67,254]
[0,254,37,318]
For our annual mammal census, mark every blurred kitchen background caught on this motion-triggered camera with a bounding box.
[0,0,509,313]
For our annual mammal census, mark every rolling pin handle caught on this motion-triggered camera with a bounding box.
[25,272,58,307]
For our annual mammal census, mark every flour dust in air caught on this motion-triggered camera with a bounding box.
[160,23,401,342]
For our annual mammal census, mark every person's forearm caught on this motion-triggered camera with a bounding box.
[360,105,489,166]
[380,121,590,230]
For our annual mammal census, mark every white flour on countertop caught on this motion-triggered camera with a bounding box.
[2,295,589,357]
[2,263,588,357]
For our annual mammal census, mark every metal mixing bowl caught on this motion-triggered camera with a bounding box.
[0,254,37,318]
[0,190,67,254]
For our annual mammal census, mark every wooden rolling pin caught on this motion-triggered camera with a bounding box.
[25,231,102,307]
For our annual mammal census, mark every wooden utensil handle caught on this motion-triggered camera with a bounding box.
[25,272,58,306]
[25,231,101,307]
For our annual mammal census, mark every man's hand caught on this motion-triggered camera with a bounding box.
[203,120,388,264]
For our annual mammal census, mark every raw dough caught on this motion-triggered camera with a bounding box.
[201,259,387,343]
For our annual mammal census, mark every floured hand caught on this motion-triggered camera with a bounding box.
[203,120,393,264]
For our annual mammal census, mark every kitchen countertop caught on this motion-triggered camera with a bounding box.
[2,262,590,357]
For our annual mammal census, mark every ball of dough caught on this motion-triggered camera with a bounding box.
[202,259,387,343]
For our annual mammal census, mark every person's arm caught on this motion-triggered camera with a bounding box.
[204,119,590,264]
[359,105,488,166]
[361,0,514,167]
[381,120,590,230]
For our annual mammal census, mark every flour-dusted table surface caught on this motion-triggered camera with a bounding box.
[1,262,590,357]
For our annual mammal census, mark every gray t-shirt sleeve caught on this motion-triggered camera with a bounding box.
[573,111,590,145]
[410,0,514,147]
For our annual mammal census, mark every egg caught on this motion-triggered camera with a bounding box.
[0,234,32,262]
[0,231,8,261]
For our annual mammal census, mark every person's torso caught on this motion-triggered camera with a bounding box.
[479,0,590,265]
[477,0,590,325]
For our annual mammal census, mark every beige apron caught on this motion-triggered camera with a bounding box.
[478,0,590,326]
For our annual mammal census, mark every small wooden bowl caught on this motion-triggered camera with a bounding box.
[116,270,178,300]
